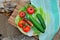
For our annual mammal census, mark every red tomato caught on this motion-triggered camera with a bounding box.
[18,22,23,28]
[18,20,26,28]
[23,26,30,32]
[20,20,26,24]
[27,6,34,14]
[19,12,26,18]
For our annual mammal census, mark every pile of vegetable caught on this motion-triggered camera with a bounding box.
[15,4,46,36]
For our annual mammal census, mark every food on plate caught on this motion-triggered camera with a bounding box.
[15,4,46,36]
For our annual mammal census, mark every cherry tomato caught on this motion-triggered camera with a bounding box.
[27,6,34,14]
[23,26,30,32]
[18,22,23,28]
[19,12,26,18]
[18,20,26,28]
[20,20,26,24]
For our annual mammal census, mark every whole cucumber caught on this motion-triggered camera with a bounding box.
[36,14,46,29]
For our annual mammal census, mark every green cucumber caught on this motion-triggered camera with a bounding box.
[29,15,45,33]
[36,14,46,29]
